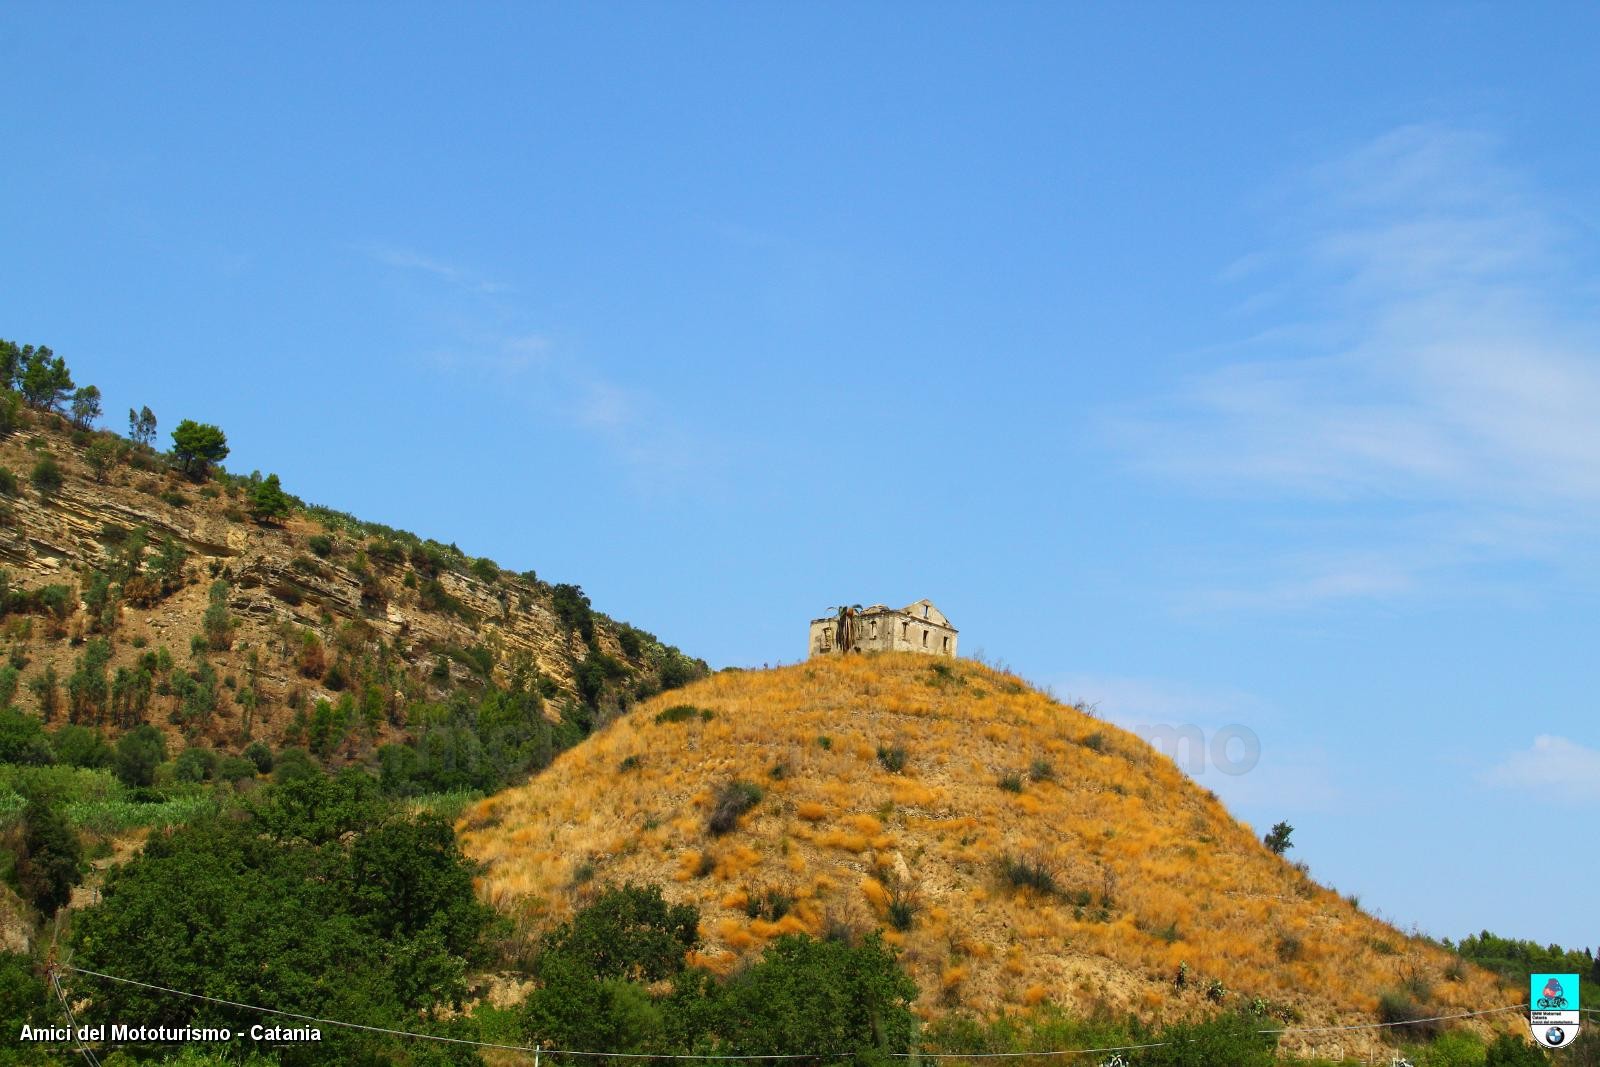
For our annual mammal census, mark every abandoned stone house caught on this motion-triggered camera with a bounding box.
[809,600,958,658]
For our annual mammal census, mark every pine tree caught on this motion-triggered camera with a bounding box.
[18,347,73,411]
[128,405,157,446]
[70,385,102,428]
[170,419,229,474]
[248,472,293,522]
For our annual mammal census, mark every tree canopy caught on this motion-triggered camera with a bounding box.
[69,770,494,1065]
[170,419,229,475]
[249,472,293,522]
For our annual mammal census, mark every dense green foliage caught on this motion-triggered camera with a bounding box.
[0,952,49,1065]
[1452,930,1600,1009]
[522,884,920,1064]
[249,472,293,521]
[16,795,83,913]
[538,883,700,984]
[69,770,493,1065]
[113,724,167,788]
[169,419,229,475]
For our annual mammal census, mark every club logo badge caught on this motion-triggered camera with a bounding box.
[1529,972,1581,1048]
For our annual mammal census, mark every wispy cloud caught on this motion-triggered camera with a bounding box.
[423,333,552,378]
[362,243,715,490]
[1484,735,1600,804]
[366,244,513,295]
[1114,124,1600,608]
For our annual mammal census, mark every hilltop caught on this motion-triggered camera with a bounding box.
[460,654,1516,1060]
[0,345,706,773]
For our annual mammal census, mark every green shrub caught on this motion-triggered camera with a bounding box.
[0,466,16,496]
[418,578,472,620]
[16,797,82,914]
[50,725,113,769]
[1422,1030,1487,1067]
[29,456,63,498]
[998,772,1024,793]
[1029,757,1055,781]
[707,780,762,836]
[113,725,166,788]
[174,746,218,783]
[996,854,1058,895]
[654,704,713,725]
[216,756,257,783]
[1138,1011,1277,1067]
[307,534,335,558]
[742,886,795,921]
[886,881,918,931]
[876,744,908,773]
[1485,1032,1549,1066]
[709,932,919,1061]
[366,538,404,566]
[243,741,274,774]
[1377,988,1443,1040]
[0,707,55,765]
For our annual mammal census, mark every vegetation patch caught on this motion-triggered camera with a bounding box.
[876,743,908,772]
[707,779,762,836]
[655,704,713,725]
[995,853,1059,896]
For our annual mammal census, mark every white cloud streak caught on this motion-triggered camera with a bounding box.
[1484,735,1600,804]
[364,243,713,490]
[1114,124,1600,607]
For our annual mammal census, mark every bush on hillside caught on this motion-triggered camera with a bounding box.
[877,744,908,772]
[113,724,167,788]
[707,780,762,836]
[996,853,1059,896]
[29,455,63,498]
[17,797,83,914]
[654,704,713,725]
[243,741,274,774]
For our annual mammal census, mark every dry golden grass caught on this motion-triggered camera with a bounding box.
[459,654,1508,1053]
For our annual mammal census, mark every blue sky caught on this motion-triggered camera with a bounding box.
[4,4,1597,948]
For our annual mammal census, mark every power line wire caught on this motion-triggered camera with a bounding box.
[49,970,103,1067]
[54,965,1551,1063]
[1253,1003,1526,1035]
[63,964,818,1060]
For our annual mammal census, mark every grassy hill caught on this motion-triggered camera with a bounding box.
[460,653,1517,1059]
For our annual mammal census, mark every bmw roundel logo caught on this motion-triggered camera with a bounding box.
[1545,1026,1567,1046]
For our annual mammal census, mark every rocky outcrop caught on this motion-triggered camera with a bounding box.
[0,422,701,752]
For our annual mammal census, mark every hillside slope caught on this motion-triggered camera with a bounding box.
[461,654,1513,1058]
[0,411,704,761]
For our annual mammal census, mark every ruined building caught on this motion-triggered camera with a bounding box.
[809,600,958,658]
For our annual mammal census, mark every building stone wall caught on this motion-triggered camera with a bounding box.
[809,599,958,659]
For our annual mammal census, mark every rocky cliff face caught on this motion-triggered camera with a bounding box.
[0,415,703,758]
